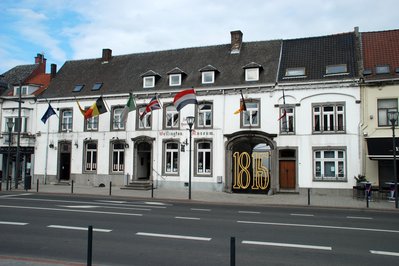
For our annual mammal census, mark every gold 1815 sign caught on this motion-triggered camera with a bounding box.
[233,151,270,190]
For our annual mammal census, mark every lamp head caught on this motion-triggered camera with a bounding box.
[7,120,14,131]
[186,116,195,128]
[388,111,399,123]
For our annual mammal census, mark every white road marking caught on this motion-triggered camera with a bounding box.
[191,208,211,212]
[175,216,201,220]
[96,200,127,204]
[237,220,399,234]
[346,216,373,220]
[0,221,28,226]
[0,193,32,198]
[57,205,151,211]
[58,205,100,209]
[47,225,111,232]
[0,204,143,217]
[370,250,399,257]
[136,232,211,241]
[290,213,314,217]
[242,240,332,251]
[144,201,168,206]
[239,211,261,214]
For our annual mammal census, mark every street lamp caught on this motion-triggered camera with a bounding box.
[388,110,398,209]
[6,120,14,191]
[186,116,195,200]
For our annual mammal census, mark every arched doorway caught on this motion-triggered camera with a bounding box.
[225,131,277,194]
[132,136,155,182]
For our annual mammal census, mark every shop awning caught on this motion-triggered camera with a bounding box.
[366,137,399,160]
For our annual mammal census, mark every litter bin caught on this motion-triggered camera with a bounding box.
[24,175,32,190]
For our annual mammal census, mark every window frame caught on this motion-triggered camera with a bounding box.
[325,64,348,75]
[163,104,180,129]
[85,116,99,131]
[110,141,125,174]
[241,99,260,128]
[279,106,295,134]
[136,105,152,130]
[143,76,155,88]
[111,106,125,131]
[377,98,398,127]
[245,68,259,81]
[169,74,181,86]
[202,71,215,84]
[313,147,347,182]
[375,65,390,74]
[84,141,98,173]
[312,102,346,134]
[196,102,213,128]
[163,140,180,176]
[194,139,213,177]
[285,67,306,77]
[59,108,73,132]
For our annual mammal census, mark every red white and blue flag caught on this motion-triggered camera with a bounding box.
[173,89,198,111]
[140,95,162,120]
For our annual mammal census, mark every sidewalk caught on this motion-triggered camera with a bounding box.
[3,182,397,210]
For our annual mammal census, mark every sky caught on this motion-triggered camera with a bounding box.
[1,0,398,74]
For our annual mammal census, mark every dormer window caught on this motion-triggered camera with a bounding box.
[73,84,84,92]
[141,70,161,88]
[285,67,306,77]
[243,62,262,82]
[375,65,390,74]
[91,82,103,91]
[169,74,181,86]
[325,64,347,75]
[143,76,155,88]
[199,65,218,84]
[14,86,28,96]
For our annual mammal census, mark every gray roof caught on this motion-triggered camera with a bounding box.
[41,40,282,99]
[0,64,38,95]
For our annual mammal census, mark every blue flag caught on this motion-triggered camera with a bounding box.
[41,104,56,124]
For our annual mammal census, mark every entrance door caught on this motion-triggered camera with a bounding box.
[59,142,71,181]
[136,142,151,180]
[279,160,296,189]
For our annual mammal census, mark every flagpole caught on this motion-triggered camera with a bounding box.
[44,116,50,185]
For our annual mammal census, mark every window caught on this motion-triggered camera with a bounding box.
[202,71,215,84]
[84,142,97,172]
[143,76,155,88]
[378,99,398,126]
[242,100,260,128]
[164,105,179,129]
[376,65,390,74]
[326,64,347,75]
[195,141,212,176]
[111,142,125,173]
[169,74,181,86]
[91,82,103,91]
[314,149,346,181]
[85,116,98,131]
[197,103,213,128]
[112,106,124,130]
[60,109,72,132]
[137,106,151,130]
[164,142,179,175]
[245,68,259,81]
[4,117,27,133]
[313,103,345,133]
[285,67,305,77]
[279,107,295,134]
[14,86,28,96]
[73,84,84,92]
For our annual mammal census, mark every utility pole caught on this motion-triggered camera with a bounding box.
[15,81,22,189]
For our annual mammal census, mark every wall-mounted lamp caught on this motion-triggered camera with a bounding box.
[124,143,129,148]
[74,141,78,148]
[84,137,92,141]
[49,140,54,149]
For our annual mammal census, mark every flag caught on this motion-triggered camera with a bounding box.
[121,93,136,124]
[234,90,247,114]
[278,89,286,121]
[41,103,56,124]
[78,96,108,120]
[140,95,162,120]
[173,89,198,111]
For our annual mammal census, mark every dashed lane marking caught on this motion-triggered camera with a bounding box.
[347,216,373,220]
[136,232,211,241]
[242,240,332,251]
[0,221,28,226]
[239,211,261,214]
[191,208,211,212]
[175,216,201,220]
[47,225,112,232]
[290,213,314,217]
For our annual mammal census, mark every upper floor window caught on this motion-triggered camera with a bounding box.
[4,117,26,133]
[376,65,390,74]
[195,140,212,176]
[378,98,398,126]
[164,142,179,175]
[245,68,259,81]
[325,64,347,75]
[279,107,295,134]
[164,104,179,129]
[197,103,213,128]
[111,142,125,173]
[169,74,181,86]
[143,76,155,88]
[84,142,97,172]
[137,106,152,130]
[313,103,345,133]
[314,148,346,181]
[60,109,72,132]
[14,86,28,96]
[285,67,306,77]
[85,116,98,131]
[202,71,215,84]
[241,100,260,128]
[112,106,124,130]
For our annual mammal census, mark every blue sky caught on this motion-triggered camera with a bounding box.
[1,0,398,74]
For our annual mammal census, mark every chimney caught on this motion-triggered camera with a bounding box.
[35,53,47,73]
[50,64,57,79]
[230,30,243,54]
[102,48,112,63]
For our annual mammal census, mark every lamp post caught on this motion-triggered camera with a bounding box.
[6,120,14,191]
[388,110,398,209]
[186,116,195,200]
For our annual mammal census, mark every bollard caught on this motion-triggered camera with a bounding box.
[71,180,74,194]
[36,179,39,192]
[151,182,154,198]
[307,188,311,206]
[87,225,93,266]
[109,181,112,196]
[230,237,235,266]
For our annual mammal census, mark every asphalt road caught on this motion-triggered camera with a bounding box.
[0,192,399,266]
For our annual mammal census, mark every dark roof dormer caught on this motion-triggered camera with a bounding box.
[243,62,262,82]
[140,70,161,88]
[167,67,186,87]
[199,65,219,84]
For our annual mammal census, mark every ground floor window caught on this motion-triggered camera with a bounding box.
[111,142,125,173]
[313,148,346,181]
[164,142,179,175]
[195,140,212,176]
[84,142,97,172]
